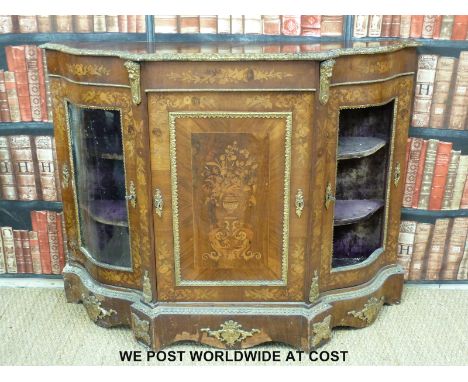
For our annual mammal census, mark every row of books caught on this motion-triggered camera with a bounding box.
[0,15,146,34]
[353,15,468,40]
[398,217,468,281]
[0,45,52,123]
[153,16,344,37]
[0,210,67,275]
[412,52,468,130]
[403,138,467,210]
[0,135,61,202]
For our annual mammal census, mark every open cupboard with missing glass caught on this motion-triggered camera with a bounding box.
[43,40,417,350]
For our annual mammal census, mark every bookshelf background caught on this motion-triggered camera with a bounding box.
[0,15,467,283]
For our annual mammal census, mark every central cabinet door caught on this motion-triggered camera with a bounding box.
[148,92,314,302]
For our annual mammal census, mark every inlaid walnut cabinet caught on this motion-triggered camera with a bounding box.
[43,40,417,350]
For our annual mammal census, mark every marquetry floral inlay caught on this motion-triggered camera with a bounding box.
[66,63,110,77]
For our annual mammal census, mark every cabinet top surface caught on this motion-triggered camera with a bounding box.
[42,40,418,62]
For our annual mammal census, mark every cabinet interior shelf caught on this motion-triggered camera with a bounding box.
[97,153,123,160]
[334,199,384,226]
[337,137,387,160]
[82,200,128,227]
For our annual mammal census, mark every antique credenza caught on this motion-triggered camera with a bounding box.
[43,40,417,350]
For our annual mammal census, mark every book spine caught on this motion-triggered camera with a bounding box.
[199,15,217,34]
[0,70,11,122]
[31,210,52,274]
[19,229,32,273]
[13,230,25,273]
[397,220,417,278]
[390,15,401,37]
[105,16,119,32]
[281,15,301,36]
[28,230,42,274]
[412,54,439,128]
[456,239,468,279]
[117,15,128,32]
[418,139,439,209]
[127,15,137,33]
[41,52,53,121]
[52,138,61,201]
[262,15,281,35]
[244,16,262,34]
[399,15,411,38]
[46,211,61,274]
[409,15,424,38]
[428,142,453,210]
[440,218,468,279]
[432,15,442,39]
[9,135,38,200]
[93,15,106,32]
[411,139,428,208]
[179,16,200,33]
[402,138,423,207]
[461,177,468,209]
[73,15,93,33]
[425,218,451,279]
[320,16,343,36]
[37,15,53,33]
[216,15,231,34]
[153,16,178,33]
[54,16,73,33]
[36,47,48,122]
[408,222,433,280]
[429,56,457,128]
[442,150,461,209]
[25,45,42,122]
[56,212,65,273]
[451,156,468,209]
[301,15,321,37]
[34,135,57,201]
[448,52,468,130]
[1,227,16,273]
[439,15,454,40]
[451,15,468,40]
[380,15,392,37]
[136,15,146,33]
[18,16,38,33]
[0,136,18,200]
[353,15,369,38]
[421,15,436,38]
[0,229,5,274]
[230,15,244,34]
[0,16,14,33]
[3,71,20,122]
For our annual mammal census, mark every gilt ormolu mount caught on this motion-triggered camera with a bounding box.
[44,40,417,350]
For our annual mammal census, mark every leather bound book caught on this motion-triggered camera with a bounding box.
[93,16,107,32]
[281,16,301,36]
[18,16,38,33]
[217,15,231,34]
[105,16,119,32]
[429,56,457,128]
[409,15,424,38]
[42,52,53,121]
[0,230,5,274]
[353,15,369,38]
[56,212,65,273]
[442,150,461,209]
[451,155,468,209]
[117,16,128,32]
[380,15,392,37]
[47,211,61,275]
[231,15,244,34]
[52,138,61,200]
[13,230,25,273]
[424,218,451,279]
[179,16,200,33]
[368,15,383,37]
[390,15,401,37]
[408,222,434,280]
[54,16,73,33]
[432,16,442,39]
[200,16,217,34]
[411,139,428,208]
[402,138,423,208]
[1,227,16,273]
[4,71,21,122]
[36,48,47,122]
[262,16,281,35]
[448,52,468,130]
[0,136,18,200]
[153,16,178,33]
[399,15,411,38]
[429,141,453,210]
[418,139,439,209]
[440,218,468,279]
[127,16,137,33]
[73,15,93,33]
[244,16,262,34]
[397,220,417,279]
[6,45,33,122]
[37,16,53,33]
[31,210,51,274]
[457,239,468,279]
[412,54,438,127]
[301,15,321,36]
[439,15,454,40]
[9,135,38,201]
[19,230,32,273]
[136,15,146,33]
[34,136,58,201]
[0,70,11,122]
[461,177,468,209]
[0,16,14,34]
[404,137,411,174]
[421,15,436,39]
[28,231,42,274]
[321,16,343,36]
[452,15,468,40]
[25,45,42,122]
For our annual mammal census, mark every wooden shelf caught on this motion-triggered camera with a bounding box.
[98,153,123,160]
[409,127,468,152]
[0,121,54,136]
[83,200,128,227]
[352,37,468,49]
[401,207,468,224]
[0,273,62,279]
[0,33,147,44]
[334,199,384,226]
[337,137,386,160]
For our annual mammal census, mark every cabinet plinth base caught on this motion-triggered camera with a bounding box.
[63,263,404,351]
